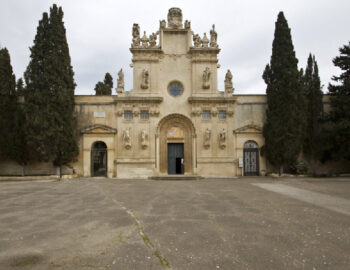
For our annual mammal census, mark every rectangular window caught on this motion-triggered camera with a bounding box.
[124,110,133,120]
[202,110,211,119]
[140,110,149,120]
[218,110,227,119]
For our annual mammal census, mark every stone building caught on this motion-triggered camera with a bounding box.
[74,8,267,178]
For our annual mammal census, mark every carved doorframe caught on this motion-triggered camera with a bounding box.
[157,114,196,174]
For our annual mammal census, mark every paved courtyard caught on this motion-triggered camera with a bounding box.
[0,177,349,270]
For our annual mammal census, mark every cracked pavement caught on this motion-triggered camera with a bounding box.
[0,177,349,269]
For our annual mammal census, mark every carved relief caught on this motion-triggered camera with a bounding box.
[211,107,218,116]
[150,107,160,116]
[210,24,218,48]
[123,128,132,149]
[141,69,149,89]
[225,69,234,94]
[193,34,202,48]
[117,68,124,94]
[219,128,226,149]
[133,108,140,117]
[191,107,201,116]
[160,20,166,29]
[116,110,123,116]
[141,31,149,48]
[202,67,211,89]
[167,8,183,28]
[132,23,140,47]
[149,32,157,47]
[203,128,211,149]
[141,130,148,149]
[184,20,191,29]
[227,109,234,117]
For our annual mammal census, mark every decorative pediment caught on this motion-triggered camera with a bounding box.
[81,124,117,134]
[233,124,262,134]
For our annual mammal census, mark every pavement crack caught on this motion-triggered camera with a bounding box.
[93,183,172,269]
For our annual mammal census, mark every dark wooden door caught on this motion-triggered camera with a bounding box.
[168,143,184,174]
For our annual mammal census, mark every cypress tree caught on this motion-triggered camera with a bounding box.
[94,72,113,95]
[24,5,78,175]
[47,5,78,176]
[262,12,305,174]
[325,42,350,160]
[0,47,17,160]
[302,54,323,171]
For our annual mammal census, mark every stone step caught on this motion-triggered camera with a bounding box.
[149,175,203,181]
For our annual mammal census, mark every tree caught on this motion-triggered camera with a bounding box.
[16,78,25,96]
[324,42,350,161]
[0,48,17,160]
[24,4,78,176]
[262,12,305,174]
[94,72,113,95]
[302,54,323,173]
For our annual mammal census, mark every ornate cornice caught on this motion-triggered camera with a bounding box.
[188,96,237,104]
[115,96,163,104]
[81,124,117,134]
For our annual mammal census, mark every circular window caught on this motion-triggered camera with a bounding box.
[168,81,183,97]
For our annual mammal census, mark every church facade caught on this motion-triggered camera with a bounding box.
[74,8,267,178]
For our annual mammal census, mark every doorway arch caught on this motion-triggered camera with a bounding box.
[91,141,107,177]
[157,114,196,174]
[243,140,259,176]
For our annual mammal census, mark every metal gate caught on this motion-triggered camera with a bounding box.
[243,141,259,176]
[91,141,107,177]
[168,143,184,174]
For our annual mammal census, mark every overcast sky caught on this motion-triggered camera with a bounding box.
[1,0,349,95]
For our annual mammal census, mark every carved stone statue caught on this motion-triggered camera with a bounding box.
[160,20,166,29]
[123,128,131,149]
[141,69,149,89]
[149,32,157,47]
[141,130,148,149]
[193,34,201,48]
[225,69,234,94]
[219,128,226,149]
[141,31,149,48]
[117,68,124,94]
[202,67,211,89]
[210,24,218,48]
[203,128,211,149]
[202,33,209,48]
[184,20,191,29]
[167,7,183,28]
[132,23,140,47]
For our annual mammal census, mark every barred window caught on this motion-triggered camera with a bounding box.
[140,110,149,120]
[124,110,133,120]
[202,110,211,119]
[218,110,227,119]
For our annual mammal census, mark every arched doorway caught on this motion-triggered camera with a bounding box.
[243,140,259,176]
[91,141,107,177]
[157,114,196,175]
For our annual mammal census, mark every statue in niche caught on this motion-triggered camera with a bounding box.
[224,69,234,94]
[141,130,148,149]
[201,33,209,48]
[132,23,140,47]
[117,68,124,93]
[184,20,191,29]
[202,67,211,89]
[219,128,226,149]
[203,128,211,149]
[160,20,166,29]
[193,34,201,48]
[141,31,149,48]
[141,69,149,89]
[210,24,218,48]
[123,128,131,149]
[149,32,157,47]
[167,7,183,28]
